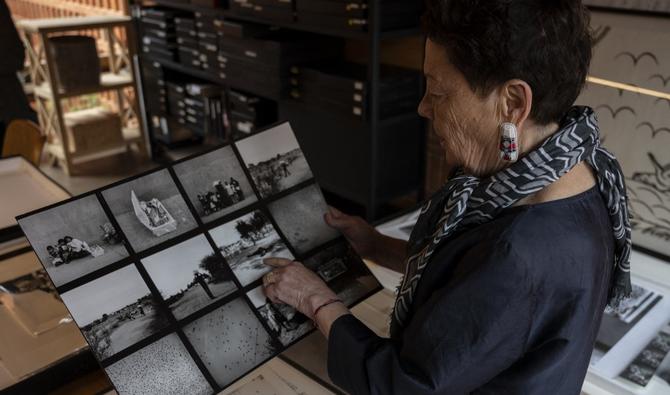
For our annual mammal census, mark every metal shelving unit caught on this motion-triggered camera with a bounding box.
[130,0,426,220]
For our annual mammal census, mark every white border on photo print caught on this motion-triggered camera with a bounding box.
[173,146,258,223]
[106,333,212,395]
[61,264,169,360]
[101,169,198,253]
[236,122,313,198]
[267,184,339,255]
[141,235,237,320]
[209,210,294,287]
[17,194,129,287]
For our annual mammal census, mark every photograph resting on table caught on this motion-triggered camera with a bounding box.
[106,333,212,395]
[61,265,169,360]
[17,195,129,287]
[594,283,663,353]
[183,297,280,388]
[246,286,313,346]
[141,235,236,320]
[304,242,379,307]
[174,146,258,222]
[209,210,293,287]
[620,322,670,387]
[268,184,339,255]
[0,268,57,298]
[236,123,313,198]
[102,169,198,253]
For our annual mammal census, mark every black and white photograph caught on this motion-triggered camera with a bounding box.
[173,146,258,223]
[183,297,279,388]
[61,265,169,360]
[246,285,313,346]
[236,123,313,198]
[268,184,339,255]
[620,323,670,387]
[106,333,212,395]
[209,210,293,287]
[102,169,198,253]
[142,235,237,320]
[304,242,379,307]
[594,283,663,353]
[18,195,129,287]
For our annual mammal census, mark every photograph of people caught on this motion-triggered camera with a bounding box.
[18,195,129,287]
[236,123,313,198]
[259,1,635,394]
[174,145,258,222]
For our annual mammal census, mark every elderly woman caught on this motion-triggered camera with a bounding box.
[263,1,632,393]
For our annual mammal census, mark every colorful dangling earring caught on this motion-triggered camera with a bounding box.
[499,122,519,162]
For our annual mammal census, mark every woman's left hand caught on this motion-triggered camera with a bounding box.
[262,258,339,320]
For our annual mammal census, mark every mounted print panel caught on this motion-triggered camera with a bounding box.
[60,264,169,361]
[16,121,382,394]
[209,210,294,287]
[102,169,198,254]
[577,10,670,260]
[17,195,129,287]
[106,333,212,395]
[236,123,314,198]
[142,235,237,321]
[173,146,258,223]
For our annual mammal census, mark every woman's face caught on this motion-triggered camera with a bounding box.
[418,39,505,177]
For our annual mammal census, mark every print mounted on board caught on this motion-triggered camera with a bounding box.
[16,121,382,394]
[576,10,670,261]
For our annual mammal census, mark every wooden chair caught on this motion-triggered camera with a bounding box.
[2,119,45,166]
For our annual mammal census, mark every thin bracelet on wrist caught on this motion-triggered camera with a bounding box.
[312,298,342,329]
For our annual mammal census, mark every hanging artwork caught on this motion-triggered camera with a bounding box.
[576,9,670,261]
[16,122,381,395]
[583,0,670,14]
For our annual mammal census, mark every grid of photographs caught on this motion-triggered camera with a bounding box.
[16,122,382,394]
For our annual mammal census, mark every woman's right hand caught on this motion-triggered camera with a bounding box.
[324,206,380,261]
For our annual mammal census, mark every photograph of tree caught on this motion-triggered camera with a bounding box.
[209,210,293,286]
[142,235,236,320]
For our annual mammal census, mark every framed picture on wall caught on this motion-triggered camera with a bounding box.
[584,0,670,14]
[576,10,670,262]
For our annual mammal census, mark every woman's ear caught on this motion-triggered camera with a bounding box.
[499,79,533,130]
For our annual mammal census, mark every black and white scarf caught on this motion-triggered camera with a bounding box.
[390,106,632,337]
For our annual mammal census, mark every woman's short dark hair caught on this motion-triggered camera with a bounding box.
[423,0,593,125]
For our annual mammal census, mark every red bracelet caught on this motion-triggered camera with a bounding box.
[312,298,342,328]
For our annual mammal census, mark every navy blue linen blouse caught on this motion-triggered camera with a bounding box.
[327,186,615,395]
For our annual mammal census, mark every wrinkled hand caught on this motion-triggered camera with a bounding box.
[324,206,380,261]
[262,258,338,320]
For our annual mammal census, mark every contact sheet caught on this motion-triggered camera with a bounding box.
[17,122,381,394]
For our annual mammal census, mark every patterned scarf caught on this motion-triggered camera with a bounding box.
[390,106,632,338]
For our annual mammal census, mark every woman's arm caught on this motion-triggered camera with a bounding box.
[264,240,535,395]
[324,207,408,273]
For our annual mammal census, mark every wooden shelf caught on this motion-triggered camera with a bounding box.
[34,72,134,100]
[46,126,142,164]
[16,15,131,33]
